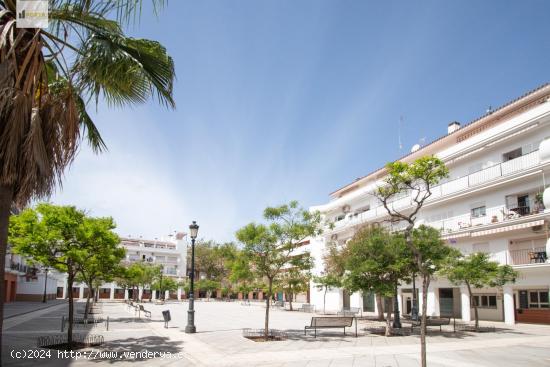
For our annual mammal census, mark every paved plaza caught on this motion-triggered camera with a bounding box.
[3,300,550,366]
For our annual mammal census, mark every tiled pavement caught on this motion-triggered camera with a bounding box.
[4,300,550,366]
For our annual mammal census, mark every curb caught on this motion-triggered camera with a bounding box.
[4,300,68,320]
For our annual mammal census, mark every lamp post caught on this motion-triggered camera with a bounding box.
[185,221,199,333]
[42,267,49,303]
[159,264,164,300]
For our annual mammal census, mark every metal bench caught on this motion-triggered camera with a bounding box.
[138,305,151,318]
[337,307,361,317]
[304,317,356,338]
[405,317,450,332]
[299,303,315,313]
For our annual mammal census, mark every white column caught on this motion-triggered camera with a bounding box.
[79,285,84,299]
[460,286,471,322]
[110,284,115,300]
[152,290,157,300]
[426,286,438,317]
[418,287,424,316]
[165,290,169,300]
[177,287,182,300]
[397,288,403,314]
[62,278,67,299]
[124,289,129,300]
[138,287,143,301]
[503,286,515,325]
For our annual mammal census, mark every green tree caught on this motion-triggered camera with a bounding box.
[313,273,342,315]
[442,252,517,330]
[236,200,322,340]
[276,254,313,311]
[73,217,123,318]
[9,203,117,348]
[0,1,175,350]
[344,226,413,336]
[152,276,178,299]
[376,156,448,367]
[196,279,220,300]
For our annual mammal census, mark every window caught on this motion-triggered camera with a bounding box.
[471,206,486,218]
[503,148,522,162]
[529,291,549,308]
[472,294,497,308]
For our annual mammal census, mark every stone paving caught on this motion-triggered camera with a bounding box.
[3,300,550,366]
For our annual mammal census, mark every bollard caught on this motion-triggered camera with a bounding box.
[61,315,65,332]
[106,316,109,331]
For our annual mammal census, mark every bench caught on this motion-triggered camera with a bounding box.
[240,299,251,306]
[404,317,450,332]
[337,307,361,317]
[304,317,356,338]
[273,300,284,309]
[299,303,315,313]
[138,305,151,319]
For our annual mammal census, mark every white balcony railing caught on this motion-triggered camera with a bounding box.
[508,247,547,265]
[330,150,541,229]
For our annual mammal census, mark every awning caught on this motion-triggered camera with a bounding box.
[443,231,471,240]
[471,219,545,237]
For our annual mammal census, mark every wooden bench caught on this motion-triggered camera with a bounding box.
[138,305,151,318]
[304,317,356,338]
[337,307,361,317]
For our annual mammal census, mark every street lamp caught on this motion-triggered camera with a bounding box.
[159,264,164,301]
[185,221,199,333]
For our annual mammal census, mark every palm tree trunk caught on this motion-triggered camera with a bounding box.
[0,184,14,362]
[376,293,385,321]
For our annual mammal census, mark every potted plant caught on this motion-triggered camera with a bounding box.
[535,192,545,213]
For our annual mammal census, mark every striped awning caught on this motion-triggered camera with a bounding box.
[471,219,545,237]
[442,231,471,240]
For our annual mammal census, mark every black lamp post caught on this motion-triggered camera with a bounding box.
[42,267,49,303]
[185,221,199,333]
[159,264,164,300]
[392,280,401,329]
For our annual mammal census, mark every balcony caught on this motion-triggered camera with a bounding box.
[329,151,542,231]
[509,247,547,265]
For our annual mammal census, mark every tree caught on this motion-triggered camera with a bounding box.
[152,276,178,299]
[236,201,322,340]
[313,273,341,314]
[442,252,517,330]
[73,217,123,319]
[344,226,413,336]
[376,156,448,367]
[196,279,220,300]
[0,1,175,352]
[9,203,117,348]
[276,254,313,311]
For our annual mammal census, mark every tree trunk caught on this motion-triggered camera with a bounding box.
[265,279,273,340]
[84,292,91,320]
[323,287,327,314]
[67,269,75,348]
[0,184,14,362]
[420,274,429,367]
[466,282,479,330]
[376,293,385,321]
[288,292,293,311]
[385,297,393,337]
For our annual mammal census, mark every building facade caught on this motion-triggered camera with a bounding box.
[309,84,550,325]
[59,232,189,301]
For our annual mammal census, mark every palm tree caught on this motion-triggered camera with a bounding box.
[0,0,174,354]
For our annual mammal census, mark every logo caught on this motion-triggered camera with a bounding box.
[16,0,48,28]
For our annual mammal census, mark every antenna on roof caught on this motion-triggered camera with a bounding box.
[486,105,493,114]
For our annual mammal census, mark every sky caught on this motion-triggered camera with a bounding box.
[51,0,550,243]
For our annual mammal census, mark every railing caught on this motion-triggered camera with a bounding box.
[330,150,541,228]
[509,247,547,265]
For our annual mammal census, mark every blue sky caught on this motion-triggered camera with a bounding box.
[52,0,550,242]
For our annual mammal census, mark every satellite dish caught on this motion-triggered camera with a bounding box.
[411,144,421,153]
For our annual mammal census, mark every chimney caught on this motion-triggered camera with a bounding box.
[448,121,461,134]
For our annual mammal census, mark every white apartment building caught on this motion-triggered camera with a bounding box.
[59,232,188,301]
[309,84,550,325]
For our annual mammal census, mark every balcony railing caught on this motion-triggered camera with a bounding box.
[509,247,547,265]
[331,150,541,229]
